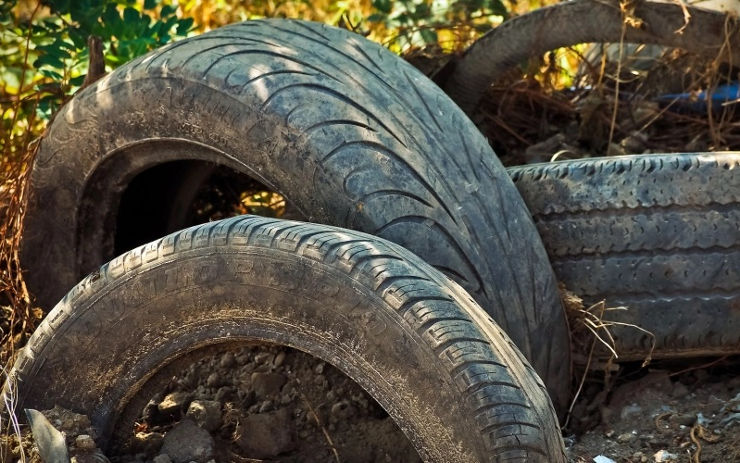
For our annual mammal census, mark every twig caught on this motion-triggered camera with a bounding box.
[297,380,340,463]
[668,356,729,378]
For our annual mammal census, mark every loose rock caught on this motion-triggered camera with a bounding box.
[74,434,96,450]
[186,400,222,432]
[158,392,192,416]
[234,408,296,458]
[160,419,214,463]
[251,372,287,398]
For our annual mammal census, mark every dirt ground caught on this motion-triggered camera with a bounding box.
[3,346,738,462]
[566,360,740,463]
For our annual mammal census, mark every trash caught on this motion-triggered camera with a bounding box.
[594,456,617,463]
[653,449,679,462]
[25,408,69,463]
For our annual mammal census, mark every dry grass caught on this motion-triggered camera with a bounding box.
[560,284,656,428]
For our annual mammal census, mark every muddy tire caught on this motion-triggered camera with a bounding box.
[9,217,566,462]
[22,19,570,408]
[508,153,740,359]
[444,0,740,114]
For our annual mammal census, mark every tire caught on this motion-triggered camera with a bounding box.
[443,0,740,114]
[8,216,566,462]
[21,19,570,409]
[508,153,740,360]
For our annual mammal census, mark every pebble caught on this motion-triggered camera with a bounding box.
[205,372,221,388]
[653,450,678,462]
[330,400,355,421]
[160,419,214,463]
[132,432,164,454]
[214,386,233,402]
[620,131,648,153]
[616,432,635,443]
[186,400,222,432]
[219,351,235,368]
[234,408,296,458]
[153,455,172,463]
[671,413,695,426]
[158,392,192,416]
[254,352,275,365]
[74,434,97,450]
[251,372,287,398]
[273,351,286,367]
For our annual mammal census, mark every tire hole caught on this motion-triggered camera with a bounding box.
[115,162,303,257]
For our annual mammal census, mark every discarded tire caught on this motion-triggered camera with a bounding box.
[8,216,566,462]
[22,19,570,408]
[508,153,740,359]
[444,0,740,114]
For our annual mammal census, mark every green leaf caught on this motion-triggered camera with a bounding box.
[123,7,140,26]
[160,4,176,17]
[40,68,64,80]
[372,0,393,14]
[144,0,157,9]
[485,0,508,17]
[419,28,437,43]
[69,74,86,86]
[33,54,65,70]
[176,17,193,36]
[366,13,386,22]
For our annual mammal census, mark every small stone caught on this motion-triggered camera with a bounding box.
[653,450,678,462]
[214,386,234,402]
[620,131,648,153]
[186,401,222,432]
[132,432,164,454]
[251,372,287,398]
[153,455,172,463]
[254,352,275,365]
[205,372,221,388]
[314,374,327,389]
[258,400,274,413]
[671,413,695,427]
[160,419,215,463]
[74,434,96,450]
[523,133,566,163]
[219,352,236,368]
[314,362,325,374]
[330,400,355,421]
[273,351,286,367]
[234,408,296,458]
[158,392,192,416]
[616,432,635,443]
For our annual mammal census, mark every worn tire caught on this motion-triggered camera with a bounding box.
[8,216,566,462]
[508,153,740,359]
[444,0,740,114]
[22,19,570,408]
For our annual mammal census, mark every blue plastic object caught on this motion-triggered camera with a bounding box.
[656,82,740,113]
